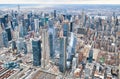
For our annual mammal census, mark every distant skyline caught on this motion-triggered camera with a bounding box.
[0,4,120,8]
[0,0,120,4]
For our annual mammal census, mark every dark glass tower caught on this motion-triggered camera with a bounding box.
[49,33,54,59]
[23,41,27,54]
[11,40,17,50]
[2,31,8,47]
[32,38,41,66]
[88,49,93,63]
[5,27,12,41]
[70,22,73,32]
[59,37,67,73]
[54,10,56,18]
[63,24,69,37]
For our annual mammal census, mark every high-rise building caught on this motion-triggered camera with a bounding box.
[26,39,32,53]
[72,57,77,71]
[3,14,8,28]
[23,41,27,54]
[63,23,69,37]
[49,32,55,59]
[5,27,12,41]
[34,19,39,32]
[0,33,4,48]
[54,10,56,18]
[16,38,24,53]
[1,31,8,47]
[67,33,77,62]
[70,22,73,32]
[88,49,93,63]
[32,38,41,66]
[11,40,17,51]
[41,29,50,68]
[12,29,19,40]
[48,19,54,28]
[59,37,67,73]
[53,27,59,50]
[19,21,27,38]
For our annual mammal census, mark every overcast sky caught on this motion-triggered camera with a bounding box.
[0,0,120,4]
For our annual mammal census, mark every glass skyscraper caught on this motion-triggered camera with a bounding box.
[59,37,67,73]
[49,33,54,59]
[2,31,8,47]
[5,27,12,41]
[63,23,69,37]
[32,38,41,66]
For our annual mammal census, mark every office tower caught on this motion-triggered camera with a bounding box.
[22,20,28,36]
[11,40,17,51]
[23,41,27,54]
[115,18,119,26]
[16,40,21,53]
[59,37,67,73]
[53,27,59,50]
[48,19,54,28]
[12,17,18,30]
[0,32,4,48]
[3,14,8,28]
[54,10,56,18]
[34,19,39,32]
[13,29,19,40]
[70,22,73,32]
[113,12,116,19]
[67,33,77,62]
[41,29,50,68]
[88,49,93,63]
[67,15,72,21]
[49,32,55,59]
[23,19,29,31]
[5,27,12,41]
[63,22,69,37]
[81,9,85,27]
[1,31,8,47]
[45,17,49,25]
[32,38,41,66]
[26,38,32,53]
[16,38,27,54]
[16,38,24,53]
[19,21,26,38]
[72,57,77,71]
[48,28,55,58]
[31,21,35,31]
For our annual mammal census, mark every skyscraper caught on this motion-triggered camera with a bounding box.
[49,32,55,59]
[59,37,67,73]
[32,38,41,66]
[5,27,12,41]
[1,31,8,47]
[0,33,3,48]
[88,49,93,63]
[54,10,56,18]
[11,40,17,51]
[34,19,39,32]
[63,23,69,37]
[41,29,50,68]
[70,22,73,32]
[23,41,27,54]
[67,33,77,62]
[16,38,24,53]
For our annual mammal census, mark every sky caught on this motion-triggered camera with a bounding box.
[0,0,120,4]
